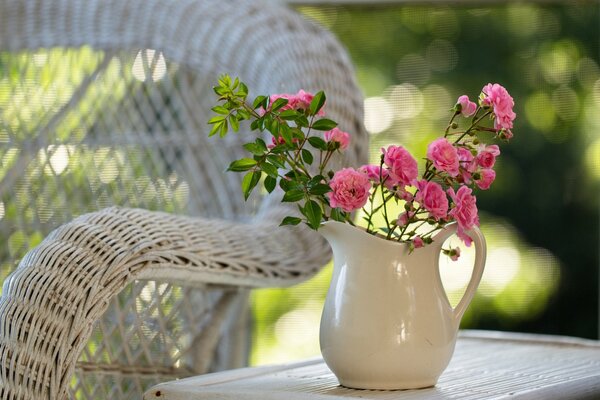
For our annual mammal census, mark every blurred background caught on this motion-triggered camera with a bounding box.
[0,0,597,373]
[250,1,600,366]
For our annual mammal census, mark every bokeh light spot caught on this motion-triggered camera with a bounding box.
[552,85,579,122]
[364,96,394,134]
[585,139,600,180]
[426,40,459,72]
[422,85,451,119]
[507,4,541,37]
[388,84,423,120]
[396,54,430,86]
[525,91,557,134]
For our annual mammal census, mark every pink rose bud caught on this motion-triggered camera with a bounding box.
[324,127,351,150]
[426,138,460,177]
[450,247,461,261]
[413,236,424,249]
[327,168,372,212]
[358,165,398,189]
[397,212,410,227]
[456,95,477,117]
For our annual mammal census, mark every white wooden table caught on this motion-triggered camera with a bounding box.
[144,331,600,400]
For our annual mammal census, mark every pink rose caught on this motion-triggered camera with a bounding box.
[269,93,296,111]
[447,186,479,246]
[476,144,500,169]
[327,168,372,212]
[267,90,325,116]
[415,180,448,220]
[481,83,516,132]
[475,168,496,190]
[413,236,424,248]
[324,127,350,150]
[382,145,418,186]
[427,138,460,177]
[358,165,398,189]
[457,95,477,117]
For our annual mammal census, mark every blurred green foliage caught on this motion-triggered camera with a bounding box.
[250,2,599,366]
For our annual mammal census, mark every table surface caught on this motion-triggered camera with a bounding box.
[144,331,600,400]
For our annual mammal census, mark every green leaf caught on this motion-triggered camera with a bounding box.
[282,189,305,202]
[219,120,229,137]
[208,115,225,124]
[227,158,257,172]
[219,74,231,88]
[255,138,268,151]
[229,115,239,132]
[208,121,222,137]
[330,208,345,222]
[308,136,327,150]
[253,95,268,109]
[243,143,265,156]
[296,115,310,128]
[309,183,331,195]
[311,118,337,131]
[261,162,279,178]
[280,216,302,226]
[212,106,229,115]
[237,82,248,97]
[267,154,286,168]
[271,97,289,112]
[280,124,293,145]
[301,149,314,165]
[264,176,277,193]
[237,109,251,120]
[279,109,298,120]
[309,91,326,115]
[241,171,261,200]
[213,86,227,96]
[304,200,322,229]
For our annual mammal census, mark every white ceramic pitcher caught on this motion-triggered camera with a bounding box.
[319,221,486,390]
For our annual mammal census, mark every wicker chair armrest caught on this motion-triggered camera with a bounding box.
[0,206,330,400]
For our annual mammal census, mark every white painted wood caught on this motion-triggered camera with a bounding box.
[145,331,600,400]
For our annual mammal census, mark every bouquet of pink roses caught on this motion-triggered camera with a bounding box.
[209,75,515,260]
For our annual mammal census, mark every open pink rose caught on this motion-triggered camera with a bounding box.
[447,186,479,246]
[382,145,418,186]
[481,83,516,132]
[457,147,476,184]
[327,168,372,212]
[457,95,477,117]
[475,168,496,190]
[427,138,460,177]
[324,127,350,150]
[415,180,448,220]
[476,144,500,169]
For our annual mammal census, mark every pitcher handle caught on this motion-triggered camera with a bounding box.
[435,223,487,323]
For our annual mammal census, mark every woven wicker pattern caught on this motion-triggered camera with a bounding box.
[0,0,368,399]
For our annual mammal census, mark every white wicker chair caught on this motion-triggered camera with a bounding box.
[0,0,368,399]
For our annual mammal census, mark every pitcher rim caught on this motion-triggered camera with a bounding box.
[320,220,457,250]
